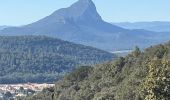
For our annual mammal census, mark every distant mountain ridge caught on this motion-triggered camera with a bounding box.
[1,0,170,51]
[113,21,170,32]
[0,26,9,30]
[0,36,114,84]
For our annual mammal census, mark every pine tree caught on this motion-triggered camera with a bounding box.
[133,46,141,57]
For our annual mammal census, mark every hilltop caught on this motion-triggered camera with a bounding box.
[0,36,114,84]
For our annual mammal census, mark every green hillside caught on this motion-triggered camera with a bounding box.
[28,43,170,100]
[0,36,114,84]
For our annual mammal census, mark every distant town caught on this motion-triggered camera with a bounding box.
[0,83,55,100]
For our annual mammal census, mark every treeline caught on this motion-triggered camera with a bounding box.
[28,42,170,100]
[0,36,114,84]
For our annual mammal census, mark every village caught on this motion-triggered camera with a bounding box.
[0,83,55,99]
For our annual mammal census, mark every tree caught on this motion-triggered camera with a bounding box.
[133,46,141,57]
[4,92,12,98]
[141,58,170,100]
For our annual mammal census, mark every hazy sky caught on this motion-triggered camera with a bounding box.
[0,0,170,26]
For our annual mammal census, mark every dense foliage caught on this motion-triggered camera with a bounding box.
[28,42,170,100]
[0,36,114,84]
[141,59,170,100]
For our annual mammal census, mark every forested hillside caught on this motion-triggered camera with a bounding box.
[0,36,114,84]
[28,42,170,100]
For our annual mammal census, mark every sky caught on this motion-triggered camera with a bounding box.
[0,0,170,26]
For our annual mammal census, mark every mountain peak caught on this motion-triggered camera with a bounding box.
[0,0,126,51]
[77,0,93,4]
[47,0,101,23]
[74,0,96,11]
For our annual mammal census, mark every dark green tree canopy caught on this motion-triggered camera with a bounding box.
[0,36,114,84]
